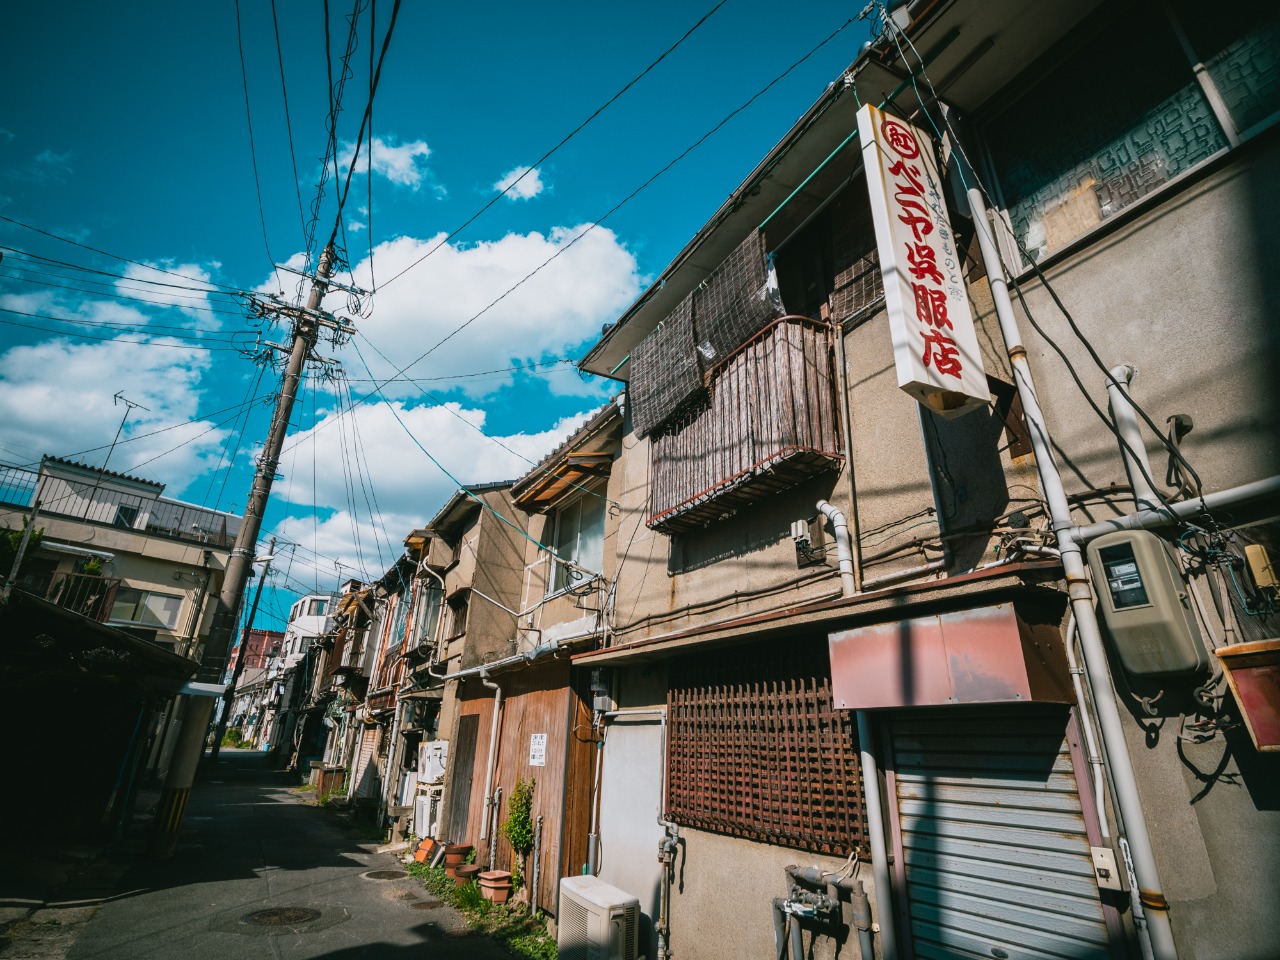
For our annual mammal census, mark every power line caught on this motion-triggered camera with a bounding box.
[0,303,243,340]
[269,0,309,251]
[0,244,237,297]
[378,0,732,290]
[0,310,245,351]
[234,0,284,289]
[0,269,247,317]
[374,16,859,381]
[879,11,1206,518]
[0,214,241,292]
[204,361,271,511]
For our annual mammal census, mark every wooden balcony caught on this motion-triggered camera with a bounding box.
[647,316,842,534]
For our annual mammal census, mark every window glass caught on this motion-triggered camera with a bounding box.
[307,598,328,617]
[551,493,606,593]
[1171,0,1280,134]
[985,3,1228,262]
[141,592,183,629]
[415,583,443,644]
[109,588,182,629]
[113,504,139,529]
[110,587,143,623]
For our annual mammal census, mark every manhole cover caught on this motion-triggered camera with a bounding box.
[364,870,408,881]
[411,899,442,910]
[242,907,322,926]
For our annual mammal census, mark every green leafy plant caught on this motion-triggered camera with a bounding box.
[406,866,557,959]
[0,518,43,580]
[501,777,536,890]
[77,556,103,576]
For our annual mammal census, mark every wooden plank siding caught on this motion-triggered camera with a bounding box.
[452,659,578,914]
[648,317,842,533]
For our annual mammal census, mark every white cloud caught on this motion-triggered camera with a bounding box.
[339,135,433,190]
[0,335,230,494]
[118,261,220,327]
[494,165,545,200]
[320,223,641,399]
[264,400,598,578]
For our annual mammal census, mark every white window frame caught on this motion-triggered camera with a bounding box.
[546,488,606,597]
[109,587,185,631]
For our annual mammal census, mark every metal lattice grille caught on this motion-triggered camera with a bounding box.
[666,643,865,855]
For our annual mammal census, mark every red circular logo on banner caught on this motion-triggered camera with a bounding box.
[881,119,919,159]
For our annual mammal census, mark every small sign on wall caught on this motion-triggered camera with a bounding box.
[528,733,547,767]
[859,102,988,418]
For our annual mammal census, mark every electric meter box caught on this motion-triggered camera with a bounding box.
[1086,529,1207,677]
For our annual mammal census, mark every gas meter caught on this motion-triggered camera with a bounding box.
[1086,529,1207,677]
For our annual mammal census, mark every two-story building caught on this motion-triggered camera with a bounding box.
[558,2,1280,959]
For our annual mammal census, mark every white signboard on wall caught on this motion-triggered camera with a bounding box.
[529,733,547,767]
[858,103,988,418]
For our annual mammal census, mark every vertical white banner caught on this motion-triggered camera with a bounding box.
[858,103,988,418]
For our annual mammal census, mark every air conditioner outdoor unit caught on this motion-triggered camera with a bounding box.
[558,875,641,960]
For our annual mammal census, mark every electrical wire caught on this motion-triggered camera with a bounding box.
[270,0,309,251]
[0,311,244,351]
[880,9,1207,525]
[203,361,270,510]
[0,303,244,341]
[321,15,860,427]
[378,0,733,290]
[353,334,616,506]
[0,268,248,317]
[121,398,270,475]
[0,245,237,297]
[234,0,284,291]
[0,215,241,292]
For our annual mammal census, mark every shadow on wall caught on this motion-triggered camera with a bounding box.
[921,402,1011,573]
[667,471,840,576]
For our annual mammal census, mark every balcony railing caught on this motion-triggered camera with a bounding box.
[647,316,843,534]
[0,463,240,547]
[42,571,123,622]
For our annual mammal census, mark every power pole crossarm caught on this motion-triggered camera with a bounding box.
[149,243,338,859]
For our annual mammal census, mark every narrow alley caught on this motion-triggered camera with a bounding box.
[0,750,511,960]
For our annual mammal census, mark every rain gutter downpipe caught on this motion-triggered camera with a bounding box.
[1106,365,1162,513]
[478,668,503,843]
[855,711,898,960]
[964,173,1178,960]
[816,500,856,597]
[832,329,865,592]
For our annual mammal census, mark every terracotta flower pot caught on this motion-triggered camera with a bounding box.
[454,864,482,886]
[478,869,513,904]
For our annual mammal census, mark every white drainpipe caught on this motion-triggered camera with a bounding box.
[816,500,856,597]
[1106,364,1162,513]
[965,178,1179,960]
[478,669,503,842]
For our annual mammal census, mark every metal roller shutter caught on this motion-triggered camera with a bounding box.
[889,708,1114,960]
[352,727,380,799]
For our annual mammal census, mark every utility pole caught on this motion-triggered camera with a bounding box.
[208,536,276,761]
[149,242,356,858]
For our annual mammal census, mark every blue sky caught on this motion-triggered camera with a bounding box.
[0,1,871,627]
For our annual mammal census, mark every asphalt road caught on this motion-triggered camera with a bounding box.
[6,750,512,960]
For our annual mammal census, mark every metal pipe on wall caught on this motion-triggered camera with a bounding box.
[817,500,857,597]
[832,325,866,591]
[1105,365,1161,513]
[855,710,898,960]
[1071,475,1280,544]
[964,178,1179,960]
[478,670,503,843]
